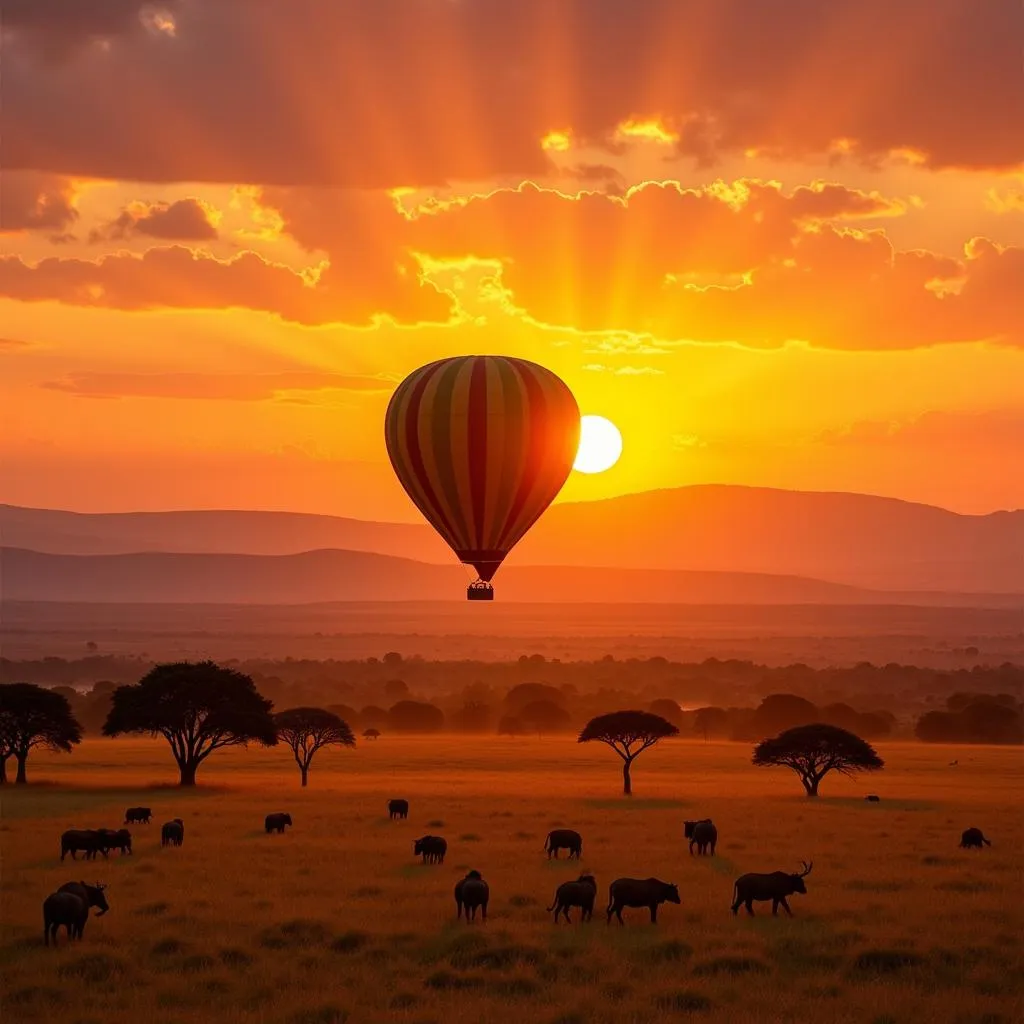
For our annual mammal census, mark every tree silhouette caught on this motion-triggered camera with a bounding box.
[752,723,884,797]
[578,710,679,795]
[387,700,444,733]
[0,683,82,784]
[519,699,571,736]
[103,661,277,786]
[275,707,355,786]
[363,728,381,740]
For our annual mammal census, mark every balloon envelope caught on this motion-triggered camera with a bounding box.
[385,355,580,584]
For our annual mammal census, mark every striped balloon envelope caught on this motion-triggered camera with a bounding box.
[385,355,580,598]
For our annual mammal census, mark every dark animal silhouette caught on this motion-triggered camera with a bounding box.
[684,818,718,855]
[949,760,958,766]
[97,828,132,855]
[387,799,409,820]
[606,877,680,924]
[960,827,991,849]
[544,828,582,859]
[124,806,152,824]
[265,812,292,834]
[454,870,489,921]
[161,818,185,846]
[57,881,109,917]
[413,835,447,864]
[865,795,881,802]
[731,861,813,916]
[43,891,89,946]
[61,829,104,861]
[548,874,598,923]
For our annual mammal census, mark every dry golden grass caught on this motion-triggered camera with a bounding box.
[2,737,1022,1024]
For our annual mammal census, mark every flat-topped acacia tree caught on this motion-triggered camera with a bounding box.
[275,707,355,786]
[578,710,679,796]
[0,683,82,784]
[103,661,277,786]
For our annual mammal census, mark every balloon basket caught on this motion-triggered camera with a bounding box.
[467,580,494,601]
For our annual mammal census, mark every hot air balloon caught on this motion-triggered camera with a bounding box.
[385,355,580,600]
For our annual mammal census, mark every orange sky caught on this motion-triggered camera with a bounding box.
[2,0,1022,519]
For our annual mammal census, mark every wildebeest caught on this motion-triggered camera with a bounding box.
[265,812,292,834]
[124,806,152,824]
[414,835,447,864]
[548,874,598,923]
[97,828,132,855]
[960,827,992,849]
[61,829,103,861]
[685,818,718,856]
[43,891,90,946]
[544,828,582,859]
[387,799,409,820]
[57,881,109,918]
[455,870,489,921]
[731,861,813,917]
[865,795,881,802]
[161,818,185,846]
[606,877,680,924]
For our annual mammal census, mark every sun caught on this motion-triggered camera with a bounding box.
[573,415,623,474]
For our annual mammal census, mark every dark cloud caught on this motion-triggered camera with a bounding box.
[0,171,79,233]
[40,370,395,400]
[4,1,1021,187]
[89,198,218,242]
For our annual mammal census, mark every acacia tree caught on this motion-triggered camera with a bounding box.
[363,728,381,741]
[519,699,571,736]
[0,683,83,784]
[752,723,884,797]
[275,707,355,786]
[103,661,277,786]
[578,710,679,796]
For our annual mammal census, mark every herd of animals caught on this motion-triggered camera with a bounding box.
[40,798,996,946]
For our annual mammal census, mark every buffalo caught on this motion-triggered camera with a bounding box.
[414,835,447,864]
[865,795,881,803]
[548,874,598,923]
[161,818,185,847]
[606,877,680,925]
[455,870,489,922]
[98,828,132,855]
[265,812,292,834]
[544,828,582,860]
[731,861,813,917]
[57,881,110,918]
[685,818,718,856]
[43,891,90,946]
[960,827,992,849]
[387,799,409,820]
[124,807,152,825]
[61,829,103,862]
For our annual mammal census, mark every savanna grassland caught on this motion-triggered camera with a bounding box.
[2,738,1022,1024]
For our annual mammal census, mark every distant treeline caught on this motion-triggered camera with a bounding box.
[3,653,1021,744]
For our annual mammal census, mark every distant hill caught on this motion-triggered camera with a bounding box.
[3,485,1021,592]
[1,547,1020,607]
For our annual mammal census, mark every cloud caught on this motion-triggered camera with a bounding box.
[818,409,1024,449]
[89,198,219,242]
[40,370,396,400]
[4,1,1021,187]
[0,170,79,233]
[0,243,453,326]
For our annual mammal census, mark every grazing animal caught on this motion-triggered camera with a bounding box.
[455,870,489,921]
[959,827,992,849]
[413,835,447,864]
[606,877,680,925]
[60,829,103,862]
[97,828,132,855]
[547,874,598,923]
[124,806,151,825]
[865,795,881,802]
[265,812,292,834]
[161,818,185,847]
[544,828,583,860]
[685,818,718,855]
[731,861,813,917]
[57,881,109,917]
[43,891,89,946]
[387,799,409,820]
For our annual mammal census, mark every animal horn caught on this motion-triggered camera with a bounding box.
[799,860,813,877]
